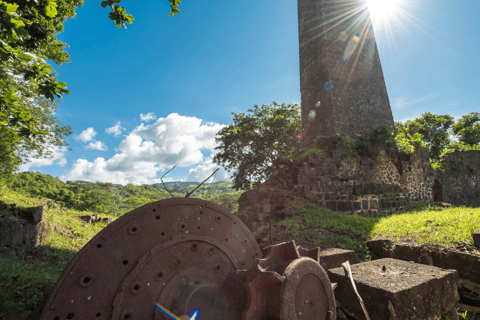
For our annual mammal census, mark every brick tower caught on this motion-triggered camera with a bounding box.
[298,0,395,148]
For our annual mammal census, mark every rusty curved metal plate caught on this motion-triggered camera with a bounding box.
[39,198,262,320]
[233,241,336,320]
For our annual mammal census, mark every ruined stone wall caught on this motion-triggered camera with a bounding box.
[435,150,480,207]
[297,145,434,216]
[238,145,435,232]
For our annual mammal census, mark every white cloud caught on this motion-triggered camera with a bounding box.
[17,147,68,172]
[86,141,107,151]
[392,94,436,109]
[140,112,156,122]
[105,121,125,137]
[62,113,227,185]
[187,155,232,183]
[75,127,97,142]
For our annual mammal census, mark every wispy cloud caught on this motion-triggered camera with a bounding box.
[105,121,125,137]
[391,94,437,109]
[86,141,108,151]
[75,127,97,142]
[17,147,68,172]
[140,112,156,122]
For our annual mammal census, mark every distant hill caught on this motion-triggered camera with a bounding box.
[151,180,238,197]
[4,172,243,216]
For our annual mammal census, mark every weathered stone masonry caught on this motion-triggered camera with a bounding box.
[435,150,480,207]
[298,0,395,148]
[238,142,436,232]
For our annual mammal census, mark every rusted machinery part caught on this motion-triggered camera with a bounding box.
[228,241,337,320]
[39,198,262,320]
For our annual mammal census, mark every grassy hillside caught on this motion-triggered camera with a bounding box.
[4,172,242,217]
[0,187,479,319]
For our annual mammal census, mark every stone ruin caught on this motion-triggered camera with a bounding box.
[0,200,45,260]
[236,0,480,318]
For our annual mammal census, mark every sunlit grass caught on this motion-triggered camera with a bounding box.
[1,186,479,316]
[255,200,480,262]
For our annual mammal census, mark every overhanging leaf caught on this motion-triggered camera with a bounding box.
[10,18,25,28]
[45,1,58,18]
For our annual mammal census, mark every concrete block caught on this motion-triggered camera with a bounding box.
[366,238,395,258]
[319,247,358,270]
[328,258,459,320]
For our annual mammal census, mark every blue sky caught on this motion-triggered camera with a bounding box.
[18,0,480,185]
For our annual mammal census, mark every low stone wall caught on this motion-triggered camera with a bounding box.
[0,202,45,259]
[238,143,435,232]
[435,150,480,207]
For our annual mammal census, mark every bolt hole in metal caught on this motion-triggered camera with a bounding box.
[83,277,90,284]
[96,313,101,317]
[191,244,198,251]
[153,208,156,212]
[128,224,139,235]
[197,226,200,230]
[66,314,74,319]
[157,271,164,279]
[180,224,186,230]
[123,314,131,319]
[208,247,214,255]
[123,260,128,265]
[216,216,221,222]
[96,244,102,249]
[215,265,221,271]
[156,215,160,220]
[161,232,165,236]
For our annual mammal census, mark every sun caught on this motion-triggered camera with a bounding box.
[366,0,402,24]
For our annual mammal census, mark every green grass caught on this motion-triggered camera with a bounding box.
[0,187,119,314]
[1,187,479,318]
[254,200,480,262]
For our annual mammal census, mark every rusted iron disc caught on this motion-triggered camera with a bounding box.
[280,257,336,320]
[39,198,261,320]
[233,241,336,320]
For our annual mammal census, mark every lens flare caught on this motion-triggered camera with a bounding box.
[324,81,334,91]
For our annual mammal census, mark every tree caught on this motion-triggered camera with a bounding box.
[213,102,301,191]
[451,112,480,147]
[398,112,454,161]
[0,0,180,177]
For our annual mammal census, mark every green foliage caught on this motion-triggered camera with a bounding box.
[394,122,425,156]
[0,0,81,175]
[451,112,480,146]
[294,135,326,160]
[101,0,134,29]
[213,102,301,191]
[338,125,398,157]
[397,112,454,161]
[4,171,242,217]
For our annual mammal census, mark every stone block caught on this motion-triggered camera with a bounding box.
[326,201,337,211]
[31,206,44,223]
[361,200,369,210]
[328,258,459,320]
[473,232,480,248]
[366,238,395,258]
[369,199,378,209]
[0,247,17,259]
[380,199,387,208]
[354,201,361,211]
[319,248,358,270]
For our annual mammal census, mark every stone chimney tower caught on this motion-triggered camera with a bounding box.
[298,0,395,148]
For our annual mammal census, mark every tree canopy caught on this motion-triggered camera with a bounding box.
[0,0,181,177]
[213,102,301,191]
